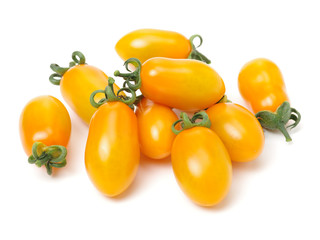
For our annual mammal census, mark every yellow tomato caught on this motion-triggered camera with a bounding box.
[136,98,178,160]
[140,58,225,111]
[206,103,264,162]
[238,58,301,142]
[115,29,210,64]
[85,101,140,197]
[20,95,71,156]
[172,126,232,206]
[19,95,71,175]
[238,58,289,113]
[50,51,122,125]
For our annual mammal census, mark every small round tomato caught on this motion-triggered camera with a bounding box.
[115,57,225,111]
[115,29,210,64]
[171,112,232,207]
[85,78,139,197]
[50,51,122,125]
[206,103,264,162]
[136,98,178,160]
[19,95,71,175]
[238,58,289,113]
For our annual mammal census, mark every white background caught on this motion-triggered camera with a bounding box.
[1,0,319,239]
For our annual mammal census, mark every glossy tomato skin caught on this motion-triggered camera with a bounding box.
[238,58,289,113]
[19,95,71,156]
[171,127,232,207]
[206,103,264,162]
[115,29,191,64]
[136,98,178,160]
[140,58,225,111]
[85,102,140,197]
[60,65,121,125]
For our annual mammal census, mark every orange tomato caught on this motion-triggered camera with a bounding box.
[206,103,264,162]
[140,58,225,111]
[172,126,232,207]
[238,58,289,113]
[136,98,178,160]
[19,95,71,156]
[50,51,122,125]
[116,29,191,64]
[19,95,71,175]
[85,101,140,197]
[115,29,210,64]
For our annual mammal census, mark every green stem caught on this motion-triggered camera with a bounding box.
[278,125,292,142]
[255,101,301,142]
[72,51,86,64]
[114,58,142,91]
[28,142,67,175]
[172,111,212,135]
[217,95,232,103]
[90,77,136,108]
[49,73,62,85]
[49,51,86,86]
[187,34,211,64]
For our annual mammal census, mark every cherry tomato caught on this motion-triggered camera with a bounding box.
[20,95,71,156]
[238,58,289,113]
[85,102,139,197]
[171,112,232,207]
[238,58,301,142]
[19,95,71,175]
[206,103,264,162]
[115,29,210,64]
[115,57,224,111]
[135,98,178,160]
[50,51,122,125]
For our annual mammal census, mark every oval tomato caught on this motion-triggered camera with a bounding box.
[172,126,232,207]
[136,98,178,160]
[206,103,264,162]
[19,95,71,175]
[171,112,232,207]
[50,51,122,125]
[116,29,191,63]
[139,58,225,111]
[115,29,210,64]
[85,101,140,197]
[238,58,289,113]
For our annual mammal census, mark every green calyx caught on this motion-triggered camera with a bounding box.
[255,101,301,142]
[172,111,212,135]
[187,34,211,64]
[49,51,86,85]
[114,58,142,91]
[90,77,136,108]
[28,142,67,175]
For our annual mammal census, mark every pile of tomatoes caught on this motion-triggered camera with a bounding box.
[19,29,301,207]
